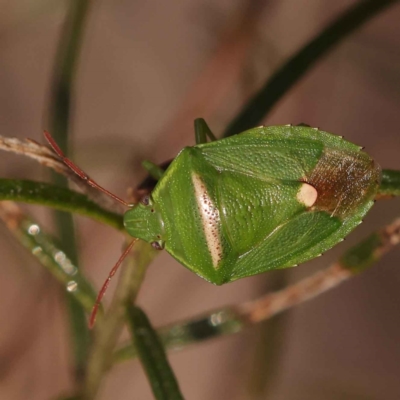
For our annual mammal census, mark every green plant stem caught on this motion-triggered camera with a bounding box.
[379,169,400,197]
[48,0,94,385]
[113,218,400,363]
[224,0,399,137]
[114,306,245,363]
[83,241,157,400]
[48,0,92,150]
[0,179,123,230]
[127,306,185,400]
[0,202,97,315]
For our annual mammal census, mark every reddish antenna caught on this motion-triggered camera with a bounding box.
[89,239,137,328]
[43,131,138,328]
[43,131,133,208]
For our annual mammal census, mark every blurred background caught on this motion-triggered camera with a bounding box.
[1,0,400,399]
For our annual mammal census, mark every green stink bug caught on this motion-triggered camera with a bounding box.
[44,121,381,325]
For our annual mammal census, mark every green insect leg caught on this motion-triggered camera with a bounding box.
[142,160,165,180]
[194,118,217,144]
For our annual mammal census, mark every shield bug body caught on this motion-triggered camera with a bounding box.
[124,124,380,285]
[44,122,381,324]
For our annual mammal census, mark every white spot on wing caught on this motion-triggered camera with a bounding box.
[297,183,318,208]
[192,173,222,268]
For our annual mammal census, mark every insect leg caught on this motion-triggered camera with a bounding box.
[142,160,165,180]
[194,118,217,144]
[43,131,133,207]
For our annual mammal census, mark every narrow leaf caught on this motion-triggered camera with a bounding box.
[114,307,244,363]
[0,179,124,230]
[127,305,184,400]
[48,0,94,381]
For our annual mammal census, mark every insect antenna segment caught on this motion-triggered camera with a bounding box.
[89,239,137,328]
[43,130,133,208]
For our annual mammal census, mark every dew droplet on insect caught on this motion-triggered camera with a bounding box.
[28,224,40,235]
[66,280,78,292]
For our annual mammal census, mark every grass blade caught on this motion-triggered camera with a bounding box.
[47,0,94,383]
[127,305,184,400]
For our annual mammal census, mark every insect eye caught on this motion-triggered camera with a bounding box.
[151,241,164,250]
[141,195,150,206]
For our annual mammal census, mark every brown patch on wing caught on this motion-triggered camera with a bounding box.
[304,149,380,218]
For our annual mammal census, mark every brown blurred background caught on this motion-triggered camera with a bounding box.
[1,1,400,399]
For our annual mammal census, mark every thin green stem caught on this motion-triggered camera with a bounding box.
[48,0,94,385]
[113,218,400,363]
[48,0,92,150]
[224,0,399,137]
[114,306,245,363]
[127,306,185,400]
[0,179,124,230]
[0,202,97,315]
[378,169,400,198]
[83,241,157,400]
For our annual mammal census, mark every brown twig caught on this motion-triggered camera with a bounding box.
[0,135,68,173]
[238,263,351,323]
[374,218,400,257]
